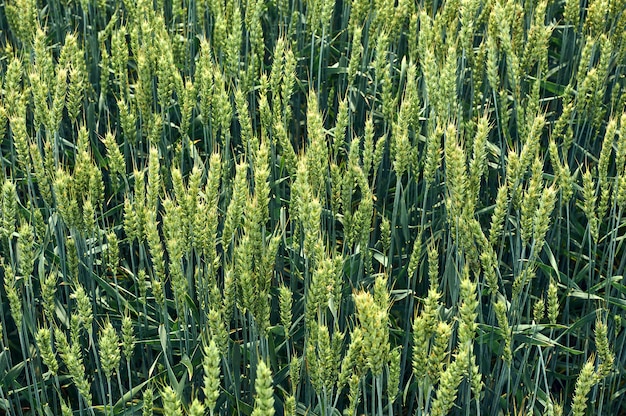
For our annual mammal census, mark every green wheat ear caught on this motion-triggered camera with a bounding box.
[203,338,221,412]
[188,399,206,416]
[595,319,614,378]
[98,319,120,379]
[571,357,598,416]
[35,326,58,375]
[143,387,154,416]
[161,385,183,416]
[279,284,293,337]
[252,360,275,416]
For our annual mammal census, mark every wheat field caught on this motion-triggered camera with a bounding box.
[0,0,625,415]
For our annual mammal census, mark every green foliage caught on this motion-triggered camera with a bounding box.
[0,0,625,415]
